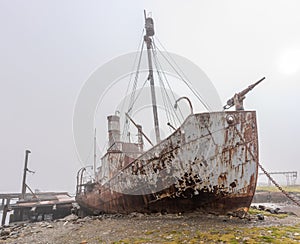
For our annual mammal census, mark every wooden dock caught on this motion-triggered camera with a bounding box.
[1,192,75,226]
[0,193,21,225]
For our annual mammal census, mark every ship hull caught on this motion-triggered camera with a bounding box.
[76,111,258,215]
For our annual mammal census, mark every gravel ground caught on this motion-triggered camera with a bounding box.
[1,208,300,244]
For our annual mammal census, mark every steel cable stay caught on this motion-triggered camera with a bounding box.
[121,77,149,143]
[152,39,184,118]
[157,76,174,134]
[154,37,211,112]
[151,42,185,124]
[156,45,211,111]
[155,59,182,128]
[151,46,183,128]
[121,35,186,143]
[121,33,145,141]
[122,28,145,115]
[128,77,149,112]
[155,36,190,81]
[127,43,144,113]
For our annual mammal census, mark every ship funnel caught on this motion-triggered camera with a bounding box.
[107,115,120,148]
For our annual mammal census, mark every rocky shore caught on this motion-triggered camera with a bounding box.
[1,206,300,244]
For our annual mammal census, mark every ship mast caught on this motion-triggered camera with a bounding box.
[144,11,161,144]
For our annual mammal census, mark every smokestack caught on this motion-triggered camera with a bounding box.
[107,115,120,148]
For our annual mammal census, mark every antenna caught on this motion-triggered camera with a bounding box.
[93,128,97,181]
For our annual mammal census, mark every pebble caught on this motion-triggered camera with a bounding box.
[257,214,264,220]
[0,229,10,236]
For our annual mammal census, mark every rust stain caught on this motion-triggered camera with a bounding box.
[76,111,259,215]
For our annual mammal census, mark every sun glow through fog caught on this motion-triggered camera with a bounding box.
[278,48,300,75]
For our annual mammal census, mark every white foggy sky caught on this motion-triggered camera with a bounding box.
[1,0,300,193]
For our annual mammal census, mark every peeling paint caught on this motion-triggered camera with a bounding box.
[76,111,258,214]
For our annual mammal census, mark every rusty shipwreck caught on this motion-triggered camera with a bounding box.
[75,12,262,215]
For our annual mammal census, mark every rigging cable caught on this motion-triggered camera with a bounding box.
[120,28,145,116]
[151,45,174,127]
[152,48,179,128]
[154,37,211,111]
[129,77,150,110]
[152,40,185,124]
[121,30,145,141]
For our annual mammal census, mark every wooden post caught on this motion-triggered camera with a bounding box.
[0,198,4,210]
[21,150,31,199]
[1,198,10,226]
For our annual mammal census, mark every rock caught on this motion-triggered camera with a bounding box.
[40,222,48,227]
[83,216,92,221]
[129,212,144,218]
[75,218,87,224]
[257,214,264,220]
[62,214,79,222]
[267,208,280,214]
[274,208,280,214]
[0,229,11,236]
[112,213,124,219]
[47,224,53,228]
[258,205,265,211]
[9,231,19,236]
[243,237,250,241]
[235,210,247,219]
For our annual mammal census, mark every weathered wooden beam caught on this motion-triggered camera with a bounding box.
[1,198,10,226]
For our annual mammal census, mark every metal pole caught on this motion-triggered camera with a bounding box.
[126,113,153,146]
[93,129,97,181]
[144,12,160,144]
[21,150,31,199]
[145,37,160,144]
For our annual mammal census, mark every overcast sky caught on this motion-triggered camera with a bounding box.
[1,0,300,194]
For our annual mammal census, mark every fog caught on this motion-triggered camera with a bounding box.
[1,0,299,194]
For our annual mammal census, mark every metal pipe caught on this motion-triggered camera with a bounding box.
[125,113,154,146]
[174,96,194,115]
